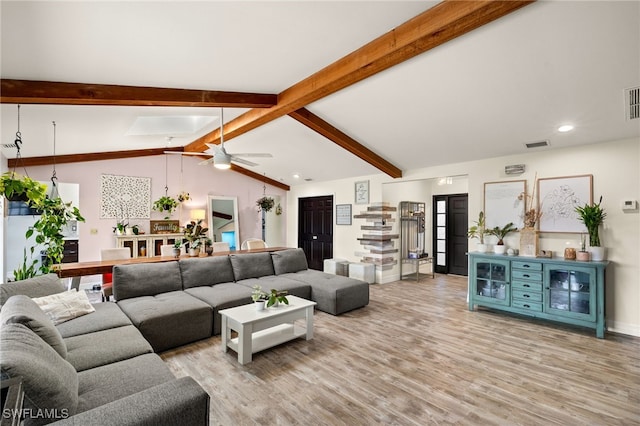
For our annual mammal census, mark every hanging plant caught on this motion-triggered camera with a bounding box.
[177,191,190,202]
[0,172,47,203]
[256,196,275,212]
[153,195,179,218]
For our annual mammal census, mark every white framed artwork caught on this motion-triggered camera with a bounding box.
[537,174,592,233]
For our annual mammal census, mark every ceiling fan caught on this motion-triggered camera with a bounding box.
[165,108,272,169]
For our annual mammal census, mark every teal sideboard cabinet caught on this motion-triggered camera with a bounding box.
[468,252,609,338]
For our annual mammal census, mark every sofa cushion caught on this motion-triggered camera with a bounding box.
[56,302,132,338]
[117,291,213,352]
[179,256,235,289]
[185,283,253,335]
[1,295,67,358]
[0,323,78,421]
[113,261,183,300]
[76,353,175,413]
[229,252,274,281]
[0,273,66,307]
[271,248,309,275]
[32,290,95,325]
[64,325,153,372]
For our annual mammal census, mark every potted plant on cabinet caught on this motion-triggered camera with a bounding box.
[183,219,208,256]
[467,211,488,252]
[576,233,590,261]
[575,196,607,261]
[487,222,517,255]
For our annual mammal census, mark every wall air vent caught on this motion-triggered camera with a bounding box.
[625,86,639,120]
[524,140,549,149]
[2,143,17,149]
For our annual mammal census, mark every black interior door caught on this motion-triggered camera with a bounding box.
[298,196,333,270]
[433,193,468,276]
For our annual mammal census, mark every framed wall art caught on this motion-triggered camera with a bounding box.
[100,174,151,219]
[483,180,525,229]
[336,204,352,225]
[537,174,592,233]
[354,180,369,205]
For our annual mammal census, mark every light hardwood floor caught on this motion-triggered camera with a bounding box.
[161,274,640,425]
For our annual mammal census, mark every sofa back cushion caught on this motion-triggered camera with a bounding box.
[179,256,235,289]
[229,252,275,281]
[0,323,79,420]
[113,261,183,300]
[1,295,67,358]
[271,248,309,275]
[0,273,66,307]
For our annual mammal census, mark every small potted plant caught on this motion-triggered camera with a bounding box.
[266,288,289,308]
[575,196,607,261]
[153,195,180,219]
[251,285,268,311]
[204,238,213,256]
[487,222,517,255]
[172,240,183,258]
[467,211,488,252]
[113,221,128,235]
[177,191,190,202]
[576,233,590,261]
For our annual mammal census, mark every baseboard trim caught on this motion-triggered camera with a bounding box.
[607,320,640,337]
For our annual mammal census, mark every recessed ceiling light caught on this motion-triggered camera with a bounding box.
[292,173,300,179]
[558,124,574,132]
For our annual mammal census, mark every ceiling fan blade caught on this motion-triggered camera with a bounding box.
[230,153,273,158]
[230,157,258,167]
[198,158,215,166]
[164,151,210,157]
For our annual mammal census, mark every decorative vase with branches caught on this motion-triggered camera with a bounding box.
[519,174,542,228]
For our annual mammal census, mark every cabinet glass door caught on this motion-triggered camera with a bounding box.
[474,259,510,305]
[545,266,596,321]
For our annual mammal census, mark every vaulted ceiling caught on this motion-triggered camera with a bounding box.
[1,1,639,189]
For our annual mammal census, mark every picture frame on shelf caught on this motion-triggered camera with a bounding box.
[354,180,369,205]
[336,204,352,225]
[537,174,593,233]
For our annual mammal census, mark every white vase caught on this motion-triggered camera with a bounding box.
[255,300,266,311]
[590,246,606,261]
[494,245,506,255]
[188,247,200,257]
[476,243,489,253]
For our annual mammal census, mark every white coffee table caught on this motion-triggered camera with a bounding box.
[219,295,316,365]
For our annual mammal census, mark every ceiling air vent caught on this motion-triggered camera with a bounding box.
[625,86,639,120]
[524,140,549,149]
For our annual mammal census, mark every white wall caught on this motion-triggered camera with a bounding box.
[288,138,640,336]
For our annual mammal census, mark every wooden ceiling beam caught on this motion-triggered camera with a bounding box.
[7,147,291,191]
[186,0,534,153]
[7,147,184,168]
[0,79,277,108]
[289,108,402,179]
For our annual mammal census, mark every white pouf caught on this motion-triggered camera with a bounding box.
[348,262,375,284]
[323,259,349,276]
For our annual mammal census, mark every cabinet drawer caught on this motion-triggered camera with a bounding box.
[512,270,542,282]
[512,261,542,271]
[512,300,543,312]
[512,289,542,302]
[512,280,543,292]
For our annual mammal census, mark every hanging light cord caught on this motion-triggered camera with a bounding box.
[50,121,58,189]
[164,154,169,196]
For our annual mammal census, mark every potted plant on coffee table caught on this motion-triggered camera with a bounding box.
[487,222,517,255]
[251,285,269,311]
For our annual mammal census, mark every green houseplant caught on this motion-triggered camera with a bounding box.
[256,196,275,213]
[467,211,488,252]
[575,196,607,261]
[487,222,517,254]
[183,219,208,256]
[1,172,85,278]
[153,195,179,219]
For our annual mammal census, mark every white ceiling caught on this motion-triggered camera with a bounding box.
[1,1,639,186]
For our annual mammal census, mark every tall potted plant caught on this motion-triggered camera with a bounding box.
[575,196,607,261]
[183,219,208,256]
[467,211,488,252]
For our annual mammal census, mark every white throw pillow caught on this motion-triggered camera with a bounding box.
[32,290,95,325]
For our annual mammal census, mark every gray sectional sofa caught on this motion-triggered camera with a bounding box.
[0,248,368,425]
[0,275,209,426]
[113,248,369,347]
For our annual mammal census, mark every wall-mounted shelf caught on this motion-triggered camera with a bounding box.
[354,202,398,270]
